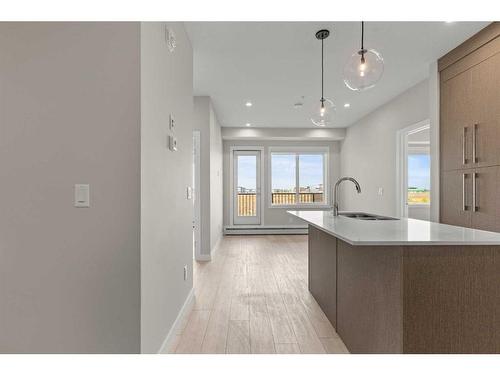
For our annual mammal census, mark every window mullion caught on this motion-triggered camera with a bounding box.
[295,153,300,205]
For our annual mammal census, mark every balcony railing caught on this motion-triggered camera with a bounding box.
[237,192,324,216]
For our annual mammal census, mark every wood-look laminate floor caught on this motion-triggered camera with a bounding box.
[166,235,349,354]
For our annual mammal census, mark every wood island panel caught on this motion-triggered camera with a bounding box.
[403,245,500,353]
[336,240,403,353]
[308,225,337,329]
[307,225,500,353]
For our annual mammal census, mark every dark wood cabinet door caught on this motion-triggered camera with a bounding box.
[471,166,500,232]
[440,69,473,172]
[441,169,472,228]
[471,53,500,169]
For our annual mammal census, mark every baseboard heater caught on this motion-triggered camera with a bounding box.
[224,226,308,235]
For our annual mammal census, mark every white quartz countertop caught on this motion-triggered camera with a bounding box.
[287,210,500,246]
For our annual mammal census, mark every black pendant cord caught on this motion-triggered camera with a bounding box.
[321,38,324,105]
[360,21,366,63]
[361,21,364,51]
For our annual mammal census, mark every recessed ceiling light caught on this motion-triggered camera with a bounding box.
[344,103,351,108]
[245,101,252,107]
[245,123,251,127]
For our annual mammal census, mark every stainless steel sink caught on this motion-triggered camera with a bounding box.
[338,212,399,221]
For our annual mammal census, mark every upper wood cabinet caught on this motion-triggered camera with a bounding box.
[439,23,500,230]
[470,52,500,169]
[440,23,500,173]
[440,68,473,171]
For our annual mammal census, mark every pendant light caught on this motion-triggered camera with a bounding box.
[343,22,384,92]
[311,29,335,127]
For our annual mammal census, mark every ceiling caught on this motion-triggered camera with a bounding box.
[185,22,489,128]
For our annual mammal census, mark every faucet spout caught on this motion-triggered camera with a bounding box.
[333,177,362,216]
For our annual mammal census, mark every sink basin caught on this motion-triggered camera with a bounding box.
[338,212,399,221]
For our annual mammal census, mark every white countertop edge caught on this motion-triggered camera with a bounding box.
[288,210,500,246]
[306,222,500,246]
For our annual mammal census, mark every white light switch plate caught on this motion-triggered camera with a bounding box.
[378,187,384,196]
[187,186,192,200]
[74,184,90,208]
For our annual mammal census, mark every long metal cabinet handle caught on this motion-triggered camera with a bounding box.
[472,172,478,212]
[472,123,478,163]
[462,173,468,211]
[462,126,468,165]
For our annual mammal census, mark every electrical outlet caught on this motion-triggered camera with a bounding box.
[168,135,178,151]
[183,265,188,281]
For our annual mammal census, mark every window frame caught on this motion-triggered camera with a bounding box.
[268,146,329,209]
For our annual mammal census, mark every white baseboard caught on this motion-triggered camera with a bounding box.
[194,234,223,262]
[157,288,195,354]
[196,253,211,261]
[224,225,308,235]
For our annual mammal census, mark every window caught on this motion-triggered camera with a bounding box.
[407,153,430,205]
[269,148,328,207]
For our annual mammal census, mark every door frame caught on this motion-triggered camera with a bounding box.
[396,120,431,218]
[192,130,202,260]
[229,146,265,226]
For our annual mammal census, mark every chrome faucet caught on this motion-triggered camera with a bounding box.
[333,177,362,216]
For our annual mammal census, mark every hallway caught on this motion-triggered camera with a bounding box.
[167,235,349,354]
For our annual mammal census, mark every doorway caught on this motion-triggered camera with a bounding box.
[397,121,431,220]
[232,149,262,225]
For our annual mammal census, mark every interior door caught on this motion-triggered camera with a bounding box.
[233,150,261,225]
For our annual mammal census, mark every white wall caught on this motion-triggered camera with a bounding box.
[223,139,341,227]
[0,23,141,353]
[340,79,430,217]
[193,96,223,258]
[222,127,345,141]
[209,105,223,251]
[140,22,194,353]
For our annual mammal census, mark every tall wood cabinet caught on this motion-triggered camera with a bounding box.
[439,23,500,232]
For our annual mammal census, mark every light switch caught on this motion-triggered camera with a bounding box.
[378,187,384,196]
[74,184,90,208]
[187,186,192,200]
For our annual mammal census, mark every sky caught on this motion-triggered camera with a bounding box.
[237,153,430,192]
[408,154,430,190]
[237,154,324,191]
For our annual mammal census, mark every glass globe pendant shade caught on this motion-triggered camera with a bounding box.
[343,48,384,91]
[310,98,335,127]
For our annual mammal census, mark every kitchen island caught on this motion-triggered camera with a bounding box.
[287,210,500,354]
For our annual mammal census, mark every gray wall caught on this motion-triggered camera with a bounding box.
[0,23,141,353]
[193,96,223,257]
[140,22,194,353]
[339,79,430,217]
[223,139,341,227]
